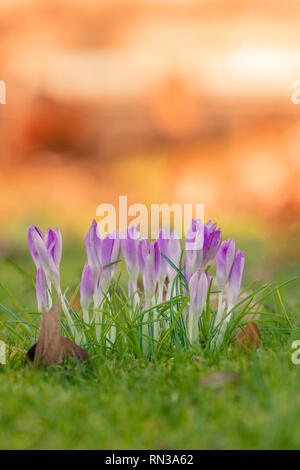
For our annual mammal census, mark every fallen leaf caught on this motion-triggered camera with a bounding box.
[25,302,88,367]
[200,371,240,389]
[236,322,261,352]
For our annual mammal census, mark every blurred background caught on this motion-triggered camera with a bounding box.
[0,0,299,301]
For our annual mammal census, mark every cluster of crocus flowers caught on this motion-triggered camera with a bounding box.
[80,221,181,341]
[28,218,245,350]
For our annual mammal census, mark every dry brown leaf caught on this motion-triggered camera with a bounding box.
[25,302,88,367]
[200,371,240,389]
[236,322,261,352]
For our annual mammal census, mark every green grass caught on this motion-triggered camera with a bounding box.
[1,345,300,449]
[0,240,300,450]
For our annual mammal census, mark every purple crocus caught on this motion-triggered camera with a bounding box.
[99,231,121,294]
[216,238,236,289]
[185,218,204,278]
[188,269,210,343]
[138,239,160,305]
[28,224,62,292]
[121,225,140,298]
[45,227,62,269]
[85,219,102,281]
[188,269,210,316]
[28,224,79,339]
[228,249,245,311]
[165,231,182,299]
[201,221,222,269]
[185,219,221,276]
[80,262,94,322]
[28,225,44,268]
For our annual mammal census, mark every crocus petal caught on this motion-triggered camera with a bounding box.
[201,222,222,268]
[45,226,62,268]
[185,219,204,277]
[216,238,236,289]
[138,239,159,300]
[99,231,121,292]
[85,219,101,278]
[188,269,209,316]
[31,227,60,290]
[138,238,149,275]
[185,218,204,253]
[152,241,160,281]
[228,249,245,310]
[80,262,94,310]
[28,225,44,268]
[121,225,140,282]
[53,226,62,266]
[167,232,182,283]
[101,235,114,267]
[36,267,48,312]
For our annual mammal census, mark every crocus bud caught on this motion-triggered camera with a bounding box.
[45,227,62,269]
[99,231,121,293]
[28,225,44,269]
[201,221,222,268]
[28,225,61,291]
[85,219,102,280]
[216,238,236,289]
[188,269,210,316]
[185,219,204,278]
[121,225,140,284]
[138,239,160,304]
[228,249,245,311]
[167,232,182,284]
[80,262,94,313]
[36,267,48,312]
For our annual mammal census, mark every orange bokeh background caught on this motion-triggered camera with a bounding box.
[0,0,300,251]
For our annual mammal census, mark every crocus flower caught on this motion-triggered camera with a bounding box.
[121,225,140,298]
[201,221,222,268]
[28,224,78,340]
[188,269,210,343]
[28,225,44,268]
[138,239,160,306]
[185,219,204,278]
[80,262,94,322]
[185,219,221,276]
[216,239,236,289]
[45,227,62,269]
[28,225,62,292]
[189,269,210,316]
[165,231,182,299]
[227,249,245,312]
[99,231,121,294]
[85,219,102,281]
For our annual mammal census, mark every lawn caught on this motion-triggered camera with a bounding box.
[0,235,300,450]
